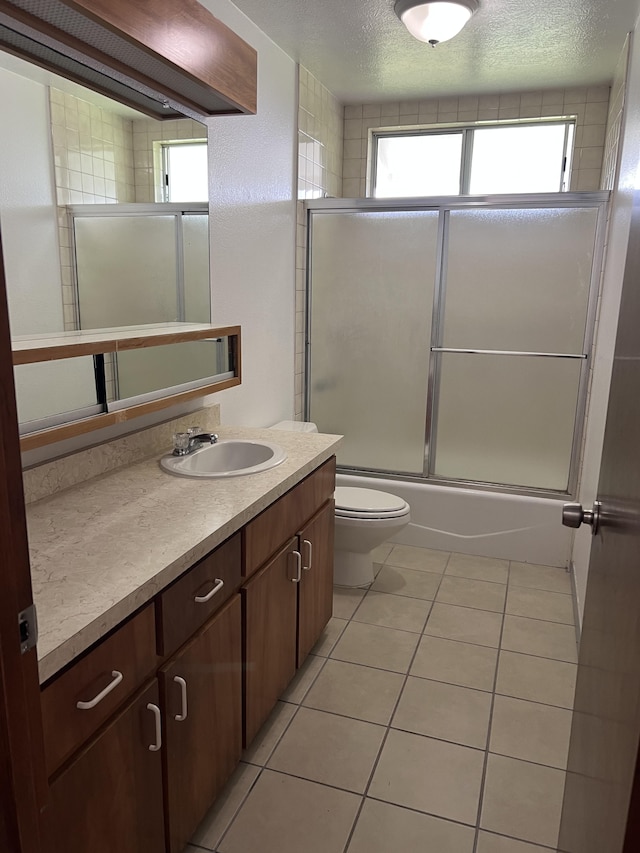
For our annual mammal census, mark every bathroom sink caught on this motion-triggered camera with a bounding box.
[160,439,287,478]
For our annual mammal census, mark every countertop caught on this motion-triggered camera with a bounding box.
[27,426,342,684]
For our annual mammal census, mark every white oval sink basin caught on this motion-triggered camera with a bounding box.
[160,439,287,478]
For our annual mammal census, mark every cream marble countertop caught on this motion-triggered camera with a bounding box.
[27,426,342,684]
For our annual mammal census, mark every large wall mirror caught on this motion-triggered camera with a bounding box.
[0,47,229,444]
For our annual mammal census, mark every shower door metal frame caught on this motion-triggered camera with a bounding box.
[305,191,609,499]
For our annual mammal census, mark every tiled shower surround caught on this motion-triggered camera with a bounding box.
[186,544,577,853]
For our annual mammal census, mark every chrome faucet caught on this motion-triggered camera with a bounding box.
[172,428,219,456]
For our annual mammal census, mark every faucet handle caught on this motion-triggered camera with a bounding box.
[172,432,191,456]
[187,425,202,437]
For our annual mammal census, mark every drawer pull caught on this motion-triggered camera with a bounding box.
[291,549,302,583]
[303,539,313,571]
[76,670,123,710]
[174,676,188,722]
[194,578,224,603]
[147,703,162,752]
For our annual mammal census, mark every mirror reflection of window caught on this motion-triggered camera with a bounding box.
[158,140,208,202]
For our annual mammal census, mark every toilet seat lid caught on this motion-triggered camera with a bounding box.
[335,487,408,514]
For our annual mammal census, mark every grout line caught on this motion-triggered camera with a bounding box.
[471,561,508,853]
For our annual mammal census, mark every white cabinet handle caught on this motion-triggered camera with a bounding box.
[290,550,302,583]
[194,578,224,603]
[147,703,162,752]
[173,675,188,722]
[76,670,123,710]
[303,539,313,571]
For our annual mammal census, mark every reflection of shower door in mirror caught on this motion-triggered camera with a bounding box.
[72,207,210,402]
[308,210,440,473]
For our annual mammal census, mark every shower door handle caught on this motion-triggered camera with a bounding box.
[562,501,601,535]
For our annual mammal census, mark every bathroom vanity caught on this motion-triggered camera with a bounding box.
[28,424,340,853]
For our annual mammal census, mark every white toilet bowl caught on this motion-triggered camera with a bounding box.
[334,487,410,588]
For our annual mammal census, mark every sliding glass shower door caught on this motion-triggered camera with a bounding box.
[306,195,606,494]
[308,210,440,473]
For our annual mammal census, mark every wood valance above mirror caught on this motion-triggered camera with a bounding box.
[0,0,257,119]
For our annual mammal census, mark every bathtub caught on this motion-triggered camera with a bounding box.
[336,473,572,568]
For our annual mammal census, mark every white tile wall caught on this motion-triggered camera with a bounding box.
[342,86,611,197]
[295,66,344,419]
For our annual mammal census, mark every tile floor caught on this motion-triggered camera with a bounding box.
[187,544,578,853]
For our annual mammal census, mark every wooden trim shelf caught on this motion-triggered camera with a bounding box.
[12,324,240,365]
[15,324,242,452]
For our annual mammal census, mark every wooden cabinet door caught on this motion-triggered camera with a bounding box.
[242,538,299,746]
[297,501,335,666]
[160,595,242,853]
[43,680,165,853]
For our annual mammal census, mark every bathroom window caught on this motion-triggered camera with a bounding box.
[155,140,208,202]
[371,120,574,197]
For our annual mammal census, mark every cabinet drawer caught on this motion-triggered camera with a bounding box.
[41,603,157,778]
[157,533,241,657]
[243,456,336,578]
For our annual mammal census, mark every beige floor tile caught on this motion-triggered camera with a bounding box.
[476,831,552,852]
[371,565,441,599]
[243,701,297,766]
[496,650,577,709]
[489,695,572,769]
[411,635,498,691]
[280,654,326,704]
[191,762,260,849]
[437,576,507,612]
[333,587,367,619]
[218,770,360,853]
[303,659,404,724]
[392,677,491,748]
[506,587,574,625]
[480,754,565,848]
[311,616,348,657]
[369,729,485,825]
[386,544,449,573]
[347,798,475,853]
[509,561,572,594]
[501,615,577,663]
[424,603,503,648]
[371,543,394,564]
[330,621,420,673]
[267,707,385,793]
[352,591,432,633]
[446,553,509,584]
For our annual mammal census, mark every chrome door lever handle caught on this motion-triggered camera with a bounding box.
[562,501,601,535]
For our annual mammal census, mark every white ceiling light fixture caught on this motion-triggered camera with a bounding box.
[394,0,479,47]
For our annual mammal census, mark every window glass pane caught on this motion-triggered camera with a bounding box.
[309,210,439,473]
[433,353,581,490]
[166,143,208,201]
[442,207,598,353]
[469,124,569,194]
[375,133,463,197]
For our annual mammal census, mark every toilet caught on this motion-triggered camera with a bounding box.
[271,421,411,588]
[333,486,410,587]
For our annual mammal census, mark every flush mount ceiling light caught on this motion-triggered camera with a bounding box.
[394,0,479,46]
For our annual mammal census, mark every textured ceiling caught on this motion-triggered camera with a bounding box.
[231,0,640,102]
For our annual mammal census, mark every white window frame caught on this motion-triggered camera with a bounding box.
[153,139,208,202]
[369,118,576,197]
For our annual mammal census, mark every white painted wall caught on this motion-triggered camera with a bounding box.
[573,23,640,622]
[198,0,297,428]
